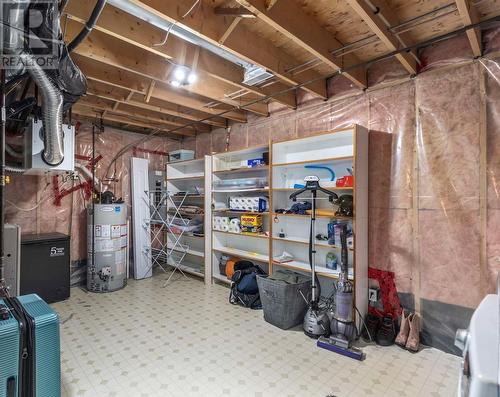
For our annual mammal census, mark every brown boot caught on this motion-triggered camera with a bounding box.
[405,312,420,352]
[395,310,411,348]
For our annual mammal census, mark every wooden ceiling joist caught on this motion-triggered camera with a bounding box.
[81,95,208,133]
[87,80,226,128]
[72,103,196,137]
[234,0,366,88]
[85,80,218,130]
[456,0,482,57]
[145,80,156,103]
[65,2,241,85]
[265,0,279,10]
[346,0,418,75]
[73,55,244,124]
[64,2,295,109]
[134,0,328,99]
[214,7,255,18]
[64,20,269,117]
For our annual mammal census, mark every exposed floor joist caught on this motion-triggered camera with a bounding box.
[234,0,367,88]
[132,0,328,99]
[72,104,196,137]
[87,80,226,128]
[73,54,244,124]
[265,0,279,10]
[65,2,242,84]
[214,7,255,18]
[64,20,269,117]
[79,95,207,134]
[85,80,221,129]
[64,2,296,109]
[346,0,418,75]
[456,0,482,56]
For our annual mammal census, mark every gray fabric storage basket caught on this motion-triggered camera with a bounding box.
[257,270,312,330]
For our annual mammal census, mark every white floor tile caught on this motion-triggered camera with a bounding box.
[53,273,461,397]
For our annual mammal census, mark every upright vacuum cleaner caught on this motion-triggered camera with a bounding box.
[290,176,338,338]
[317,223,365,360]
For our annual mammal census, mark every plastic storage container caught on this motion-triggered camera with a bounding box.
[169,149,195,162]
[257,270,311,330]
[213,177,268,190]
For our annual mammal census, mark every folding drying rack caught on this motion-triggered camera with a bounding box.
[145,190,191,286]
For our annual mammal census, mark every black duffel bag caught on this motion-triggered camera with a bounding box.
[229,261,266,309]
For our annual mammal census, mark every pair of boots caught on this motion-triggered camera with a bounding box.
[395,310,420,352]
[361,314,396,346]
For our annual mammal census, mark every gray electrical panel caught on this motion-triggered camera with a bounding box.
[3,224,21,296]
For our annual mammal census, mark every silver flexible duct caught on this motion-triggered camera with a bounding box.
[5,165,26,173]
[6,2,65,166]
[19,53,65,166]
[5,3,26,78]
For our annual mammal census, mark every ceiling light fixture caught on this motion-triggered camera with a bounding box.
[174,67,187,82]
[187,72,197,84]
[170,66,197,87]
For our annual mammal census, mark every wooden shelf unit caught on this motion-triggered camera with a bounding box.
[206,126,368,324]
[270,126,368,324]
[166,157,212,284]
[210,144,271,284]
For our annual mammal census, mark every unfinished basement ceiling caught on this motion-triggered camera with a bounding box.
[63,0,500,137]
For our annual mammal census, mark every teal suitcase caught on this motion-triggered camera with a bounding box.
[0,294,61,397]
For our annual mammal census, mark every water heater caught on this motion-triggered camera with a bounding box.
[87,204,128,293]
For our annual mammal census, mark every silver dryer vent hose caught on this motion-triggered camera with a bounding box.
[20,54,65,166]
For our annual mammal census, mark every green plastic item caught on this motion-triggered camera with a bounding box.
[326,252,338,270]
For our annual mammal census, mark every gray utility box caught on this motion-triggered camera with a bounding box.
[4,224,21,296]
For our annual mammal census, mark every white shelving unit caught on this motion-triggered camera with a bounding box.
[270,127,368,322]
[166,157,212,284]
[211,145,271,284]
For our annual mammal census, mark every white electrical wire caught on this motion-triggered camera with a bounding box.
[153,0,201,48]
[153,21,176,47]
[6,179,71,212]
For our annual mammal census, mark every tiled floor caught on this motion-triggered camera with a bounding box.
[52,273,461,397]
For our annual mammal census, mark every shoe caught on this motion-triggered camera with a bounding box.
[395,310,411,348]
[376,315,396,346]
[406,312,420,352]
[361,313,380,342]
